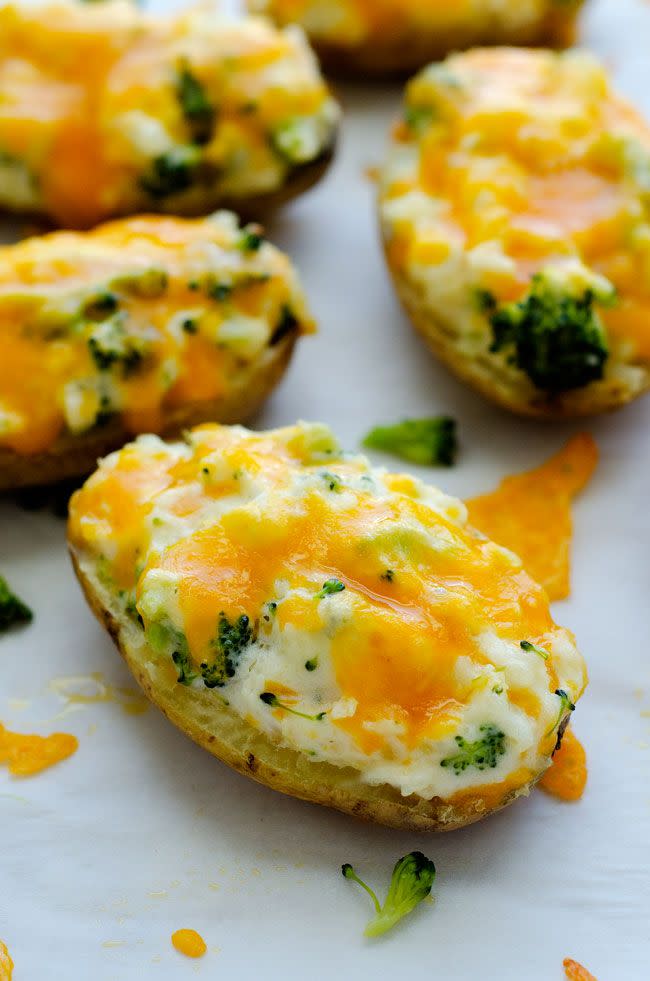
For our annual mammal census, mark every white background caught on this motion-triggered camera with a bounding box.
[1,1,649,977]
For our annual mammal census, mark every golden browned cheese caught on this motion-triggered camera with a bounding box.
[0,1,338,226]
[0,212,312,465]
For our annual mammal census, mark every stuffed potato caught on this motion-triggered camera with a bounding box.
[0,213,312,490]
[69,421,586,832]
[380,48,650,418]
[248,0,584,78]
[0,0,339,228]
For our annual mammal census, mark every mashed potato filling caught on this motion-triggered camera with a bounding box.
[69,422,586,801]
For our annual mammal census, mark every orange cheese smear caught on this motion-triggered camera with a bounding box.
[0,722,78,776]
[564,958,599,981]
[0,941,13,981]
[466,434,598,601]
[171,929,207,959]
[539,728,587,802]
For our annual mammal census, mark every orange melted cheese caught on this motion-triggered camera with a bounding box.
[382,48,650,363]
[171,929,207,959]
[539,728,587,802]
[0,942,12,981]
[0,213,312,456]
[466,434,598,601]
[69,423,586,800]
[564,958,599,981]
[0,1,336,227]
[0,722,78,776]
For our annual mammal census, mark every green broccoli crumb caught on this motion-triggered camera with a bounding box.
[0,575,33,632]
[200,612,253,689]
[304,657,318,672]
[316,578,345,599]
[176,62,215,145]
[363,417,457,466]
[440,723,506,774]
[260,692,325,721]
[342,852,436,938]
[521,640,550,661]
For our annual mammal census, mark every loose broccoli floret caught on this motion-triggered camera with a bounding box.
[0,575,33,632]
[176,62,215,145]
[140,146,201,198]
[521,640,550,661]
[316,578,345,599]
[362,417,458,466]
[342,852,436,938]
[200,612,253,689]
[489,274,612,392]
[546,688,576,738]
[440,723,506,774]
[260,691,325,721]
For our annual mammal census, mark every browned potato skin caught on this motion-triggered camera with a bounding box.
[70,546,538,832]
[268,9,579,80]
[0,334,296,491]
[385,243,650,420]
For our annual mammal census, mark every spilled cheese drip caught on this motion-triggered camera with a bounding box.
[466,434,598,601]
[69,422,586,802]
[564,958,598,981]
[171,929,207,959]
[0,212,312,455]
[0,942,12,981]
[539,728,587,802]
[381,48,650,368]
[0,1,337,227]
[0,722,78,776]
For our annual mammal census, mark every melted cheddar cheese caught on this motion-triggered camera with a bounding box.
[171,929,207,959]
[380,48,650,391]
[539,727,587,801]
[249,1,581,48]
[69,422,586,802]
[0,0,338,227]
[0,942,12,981]
[0,722,78,776]
[564,958,598,981]
[466,434,598,601]
[0,212,312,456]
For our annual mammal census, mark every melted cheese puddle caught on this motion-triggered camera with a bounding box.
[49,672,148,717]
[539,728,587,802]
[0,722,77,776]
[466,434,598,601]
[171,929,207,958]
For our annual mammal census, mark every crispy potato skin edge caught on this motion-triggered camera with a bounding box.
[382,239,650,420]
[70,550,538,832]
[0,333,296,490]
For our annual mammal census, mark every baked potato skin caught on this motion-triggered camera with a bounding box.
[0,334,295,491]
[70,547,534,832]
[250,1,582,79]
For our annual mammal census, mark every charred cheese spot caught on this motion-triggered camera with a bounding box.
[69,422,586,802]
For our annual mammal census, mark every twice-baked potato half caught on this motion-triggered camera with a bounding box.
[380,49,650,418]
[69,421,586,832]
[248,1,584,78]
[0,213,312,490]
[0,1,339,228]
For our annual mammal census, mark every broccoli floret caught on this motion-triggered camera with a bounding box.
[363,417,458,466]
[0,575,33,632]
[440,723,506,774]
[140,146,201,198]
[200,612,253,689]
[260,691,325,721]
[87,314,146,376]
[316,578,345,599]
[489,274,611,392]
[269,305,299,346]
[172,648,198,686]
[342,852,436,938]
[238,227,265,252]
[521,640,550,661]
[176,62,215,145]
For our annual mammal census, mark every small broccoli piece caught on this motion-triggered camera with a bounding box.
[342,852,436,938]
[260,692,325,721]
[404,105,435,134]
[112,268,169,299]
[316,578,345,599]
[546,688,576,738]
[521,640,550,661]
[176,62,215,145]
[304,657,318,672]
[238,227,265,252]
[363,417,457,467]
[269,305,299,345]
[172,648,198,686]
[140,146,201,198]
[209,282,233,302]
[440,723,506,774]
[380,570,395,583]
[489,274,611,392]
[87,314,146,376]
[83,291,118,321]
[200,612,252,689]
[319,471,342,492]
[0,575,33,632]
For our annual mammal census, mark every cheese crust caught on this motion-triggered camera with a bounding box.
[249,0,583,77]
[0,1,338,227]
[69,421,586,830]
[380,48,650,417]
[0,212,312,488]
